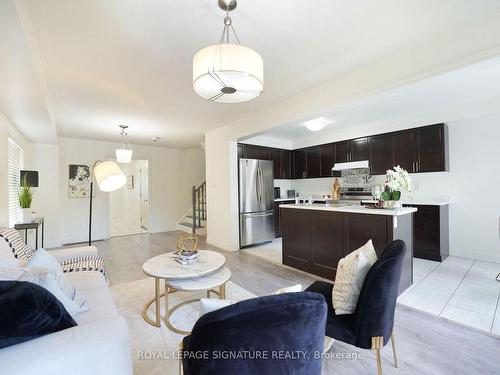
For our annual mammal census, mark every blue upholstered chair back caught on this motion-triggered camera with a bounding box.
[182,292,327,375]
[352,240,406,349]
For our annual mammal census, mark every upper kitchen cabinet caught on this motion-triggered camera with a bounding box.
[416,124,446,172]
[369,134,393,175]
[237,144,244,159]
[293,150,307,179]
[392,129,417,172]
[240,144,271,160]
[392,124,446,173]
[351,137,369,161]
[306,148,320,178]
[280,150,292,179]
[335,141,351,163]
[319,144,335,177]
[270,149,281,178]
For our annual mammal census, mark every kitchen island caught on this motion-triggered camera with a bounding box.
[280,203,417,294]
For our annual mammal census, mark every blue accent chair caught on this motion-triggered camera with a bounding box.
[305,239,406,375]
[180,292,327,375]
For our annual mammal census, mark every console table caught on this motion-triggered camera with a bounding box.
[14,217,44,249]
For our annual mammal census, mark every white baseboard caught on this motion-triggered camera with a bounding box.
[206,237,239,252]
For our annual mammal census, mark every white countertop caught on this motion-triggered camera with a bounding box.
[275,196,450,206]
[280,203,417,216]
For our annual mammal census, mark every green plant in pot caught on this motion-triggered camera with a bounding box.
[18,175,33,223]
[381,166,412,208]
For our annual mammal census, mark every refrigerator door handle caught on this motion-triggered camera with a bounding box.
[255,167,260,204]
[243,212,274,218]
[259,167,264,206]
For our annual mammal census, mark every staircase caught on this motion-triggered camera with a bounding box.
[178,181,206,235]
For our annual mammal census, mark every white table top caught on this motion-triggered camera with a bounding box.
[142,250,225,280]
[166,267,231,291]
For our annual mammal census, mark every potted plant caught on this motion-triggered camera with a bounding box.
[18,175,33,223]
[380,166,412,208]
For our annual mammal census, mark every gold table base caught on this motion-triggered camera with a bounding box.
[142,277,227,335]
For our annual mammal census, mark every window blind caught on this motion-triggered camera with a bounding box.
[8,138,24,227]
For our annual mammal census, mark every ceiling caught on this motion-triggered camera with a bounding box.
[1,0,500,147]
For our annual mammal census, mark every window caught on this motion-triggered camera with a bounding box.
[8,138,24,227]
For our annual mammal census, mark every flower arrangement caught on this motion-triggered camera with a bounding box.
[381,166,412,203]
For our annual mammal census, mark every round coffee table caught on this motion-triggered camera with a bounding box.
[142,250,230,334]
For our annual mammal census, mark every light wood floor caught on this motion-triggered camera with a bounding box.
[86,231,500,375]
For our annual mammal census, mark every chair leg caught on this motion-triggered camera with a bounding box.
[371,336,384,375]
[391,332,398,368]
[375,348,383,375]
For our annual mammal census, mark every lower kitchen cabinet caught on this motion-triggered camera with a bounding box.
[281,207,413,293]
[404,204,449,262]
[274,200,294,238]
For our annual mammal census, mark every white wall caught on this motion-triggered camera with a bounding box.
[57,138,205,245]
[109,160,142,226]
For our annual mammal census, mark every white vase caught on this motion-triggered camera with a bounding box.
[21,208,31,223]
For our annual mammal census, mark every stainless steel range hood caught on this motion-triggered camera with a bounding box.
[332,160,369,171]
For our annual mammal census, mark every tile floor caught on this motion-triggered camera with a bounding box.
[243,239,500,336]
[110,216,148,237]
[398,256,500,336]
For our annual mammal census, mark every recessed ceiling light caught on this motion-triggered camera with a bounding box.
[152,137,160,142]
[303,117,327,132]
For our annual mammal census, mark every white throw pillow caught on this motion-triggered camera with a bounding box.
[199,298,235,316]
[332,240,378,315]
[17,267,88,317]
[273,284,302,294]
[27,248,88,316]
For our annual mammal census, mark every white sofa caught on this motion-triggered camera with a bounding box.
[0,245,133,375]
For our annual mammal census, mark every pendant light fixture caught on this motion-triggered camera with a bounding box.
[192,0,263,103]
[115,125,133,163]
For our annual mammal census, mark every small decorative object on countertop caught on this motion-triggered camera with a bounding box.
[332,178,341,200]
[381,166,412,209]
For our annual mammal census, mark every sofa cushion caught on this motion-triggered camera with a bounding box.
[0,280,76,349]
[74,287,119,325]
[64,270,108,291]
[27,249,88,315]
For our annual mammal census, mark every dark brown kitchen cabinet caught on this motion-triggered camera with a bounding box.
[351,137,369,161]
[306,148,320,178]
[392,130,417,172]
[240,144,270,160]
[416,124,446,172]
[335,141,350,163]
[242,144,261,159]
[280,150,292,179]
[319,144,335,177]
[237,144,244,159]
[281,207,413,292]
[345,214,391,258]
[270,149,281,178]
[274,199,294,237]
[281,208,310,270]
[293,150,307,179]
[369,134,393,175]
[404,204,449,262]
[310,211,345,277]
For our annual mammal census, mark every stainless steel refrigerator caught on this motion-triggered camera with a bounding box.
[239,158,274,247]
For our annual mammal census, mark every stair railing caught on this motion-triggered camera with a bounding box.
[191,181,206,234]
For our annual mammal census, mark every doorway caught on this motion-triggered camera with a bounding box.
[109,160,149,237]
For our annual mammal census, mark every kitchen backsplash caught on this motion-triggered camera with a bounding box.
[275,169,386,198]
[341,168,373,187]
